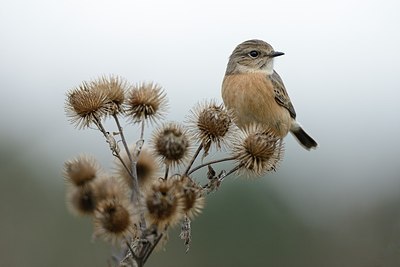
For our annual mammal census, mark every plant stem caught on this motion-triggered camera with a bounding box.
[184,143,203,175]
[115,154,132,175]
[93,116,131,175]
[113,114,133,163]
[142,233,164,265]
[221,164,243,181]
[130,139,146,233]
[140,121,145,140]
[129,121,146,233]
[125,241,139,262]
[188,156,236,175]
[164,164,169,180]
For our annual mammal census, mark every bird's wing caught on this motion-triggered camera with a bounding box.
[270,70,296,119]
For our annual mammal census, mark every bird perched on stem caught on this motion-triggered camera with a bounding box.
[222,39,317,150]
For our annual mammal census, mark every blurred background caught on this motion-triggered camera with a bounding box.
[1,0,400,266]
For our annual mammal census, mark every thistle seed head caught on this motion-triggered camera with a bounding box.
[125,82,167,125]
[145,179,184,228]
[63,155,101,186]
[151,122,191,167]
[232,124,284,176]
[66,183,98,216]
[93,176,130,203]
[91,75,128,115]
[188,100,234,155]
[65,81,109,129]
[93,198,137,244]
[174,176,205,219]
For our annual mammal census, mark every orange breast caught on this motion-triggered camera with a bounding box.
[222,73,291,138]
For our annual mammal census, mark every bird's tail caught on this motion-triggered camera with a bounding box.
[290,121,318,150]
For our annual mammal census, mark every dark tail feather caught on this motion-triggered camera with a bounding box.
[291,127,318,150]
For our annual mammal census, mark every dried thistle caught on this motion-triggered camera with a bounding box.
[232,124,284,176]
[66,183,98,216]
[63,74,292,266]
[93,176,130,203]
[115,147,159,190]
[92,75,128,115]
[93,198,137,245]
[65,81,110,128]
[63,155,101,186]
[151,122,191,167]
[188,100,234,155]
[125,82,167,124]
[145,179,184,228]
[175,176,204,218]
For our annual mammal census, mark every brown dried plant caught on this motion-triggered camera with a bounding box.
[63,75,284,267]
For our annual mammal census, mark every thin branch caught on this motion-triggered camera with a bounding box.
[138,240,151,259]
[184,143,203,175]
[113,114,133,163]
[129,158,147,234]
[93,116,131,176]
[125,241,139,262]
[114,154,132,176]
[140,121,145,141]
[125,241,141,267]
[93,116,108,138]
[164,164,169,180]
[221,164,243,181]
[142,233,164,265]
[188,156,236,175]
[129,120,146,233]
[129,122,145,179]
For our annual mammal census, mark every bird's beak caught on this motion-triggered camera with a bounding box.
[270,51,285,58]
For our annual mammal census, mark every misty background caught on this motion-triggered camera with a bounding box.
[1,0,400,266]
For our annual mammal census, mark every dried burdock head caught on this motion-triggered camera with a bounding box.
[93,198,137,244]
[66,183,98,216]
[115,147,159,190]
[145,179,184,228]
[93,176,130,203]
[91,75,128,115]
[188,100,234,155]
[65,81,109,129]
[231,124,284,176]
[152,122,191,167]
[63,155,101,186]
[125,82,167,124]
[174,176,205,219]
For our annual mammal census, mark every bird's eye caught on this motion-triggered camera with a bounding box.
[248,50,259,58]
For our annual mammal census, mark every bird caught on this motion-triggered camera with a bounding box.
[222,39,317,150]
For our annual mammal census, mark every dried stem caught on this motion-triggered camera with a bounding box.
[129,146,142,203]
[130,121,144,203]
[113,114,133,163]
[143,233,164,265]
[130,140,146,233]
[164,164,169,180]
[115,154,132,175]
[140,121,145,140]
[222,164,243,181]
[93,116,108,140]
[129,121,147,234]
[184,143,203,175]
[125,241,140,263]
[93,116,131,176]
[188,156,236,175]
[128,121,145,204]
